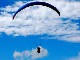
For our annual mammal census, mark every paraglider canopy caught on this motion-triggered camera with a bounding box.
[12,1,60,19]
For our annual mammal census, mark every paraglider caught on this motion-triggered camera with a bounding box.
[12,1,60,19]
[12,1,60,54]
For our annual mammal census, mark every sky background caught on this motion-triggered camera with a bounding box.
[0,0,80,60]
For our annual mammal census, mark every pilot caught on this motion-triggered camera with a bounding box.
[37,46,41,53]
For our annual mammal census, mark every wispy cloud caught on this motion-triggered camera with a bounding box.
[13,47,48,60]
[0,0,80,42]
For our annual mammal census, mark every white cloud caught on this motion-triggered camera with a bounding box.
[0,1,27,12]
[13,47,48,60]
[0,0,80,42]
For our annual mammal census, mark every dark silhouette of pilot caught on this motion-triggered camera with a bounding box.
[37,46,41,53]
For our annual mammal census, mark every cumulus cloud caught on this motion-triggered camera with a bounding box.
[0,0,80,42]
[13,47,48,60]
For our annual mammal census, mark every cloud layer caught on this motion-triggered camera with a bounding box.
[0,0,80,42]
[13,47,48,60]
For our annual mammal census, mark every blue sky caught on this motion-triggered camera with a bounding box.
[0,0,80,60]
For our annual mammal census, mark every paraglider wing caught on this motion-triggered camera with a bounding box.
[13,1,60,19]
